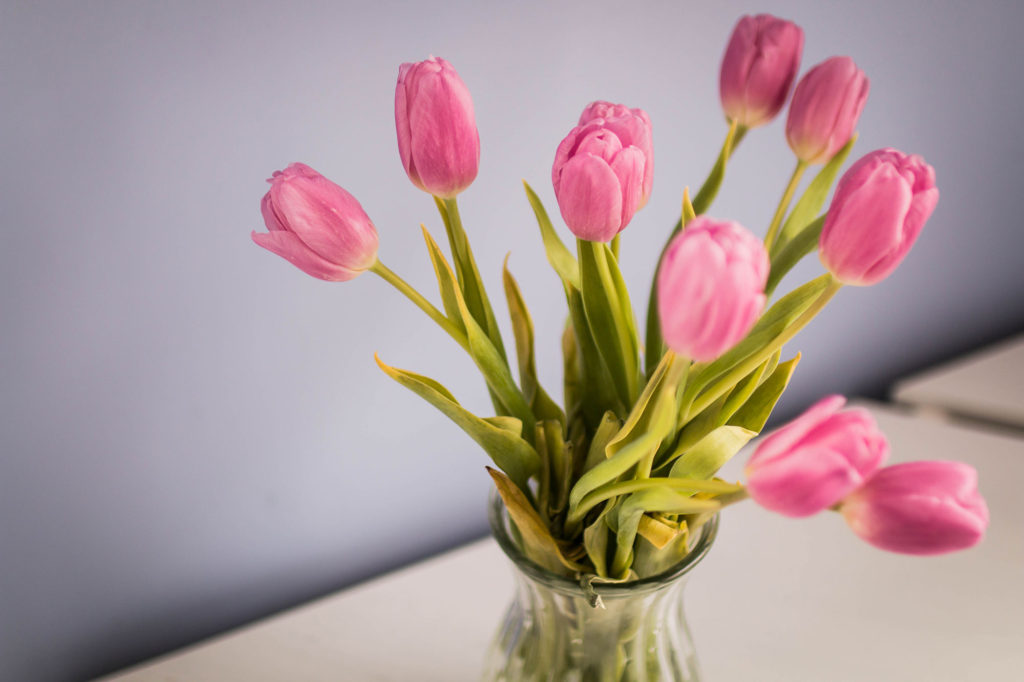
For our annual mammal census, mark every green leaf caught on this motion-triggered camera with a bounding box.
[561,319,583,426]
[565,283,623,424]
[488,467,583,576]
[376,356,539,491]
[775,135,856,251]
[502,258,565,426]
[729,353,801,432]
[522,180,580,289]
[435,197,508,363]
[582,411,622,474]
[583,511,612,578]
[766,215,825,297]
[483,416,524,436]
[568,357,676,515]
[633,518,690,579]
[422,225,507,414]
[578,239,639,407]
[421,226,466,336]
[669,425,757,480]
[717,351,777,426]
[540,420,572,516]
[603,242,640,367]
[612,487,720,577]
[681,186,697,226]
[636,514,681,550]
[450,266,536,436]
[661,392,730,469]
[692,124,746,216]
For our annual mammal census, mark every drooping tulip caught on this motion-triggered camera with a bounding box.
[578,101,654,207]
[819,148,938,286]
[252,163,379,281]
[657,217,768,361]
[840,461,989,555]
[552,119,647,242]
[786,56,869,164]
[719,14,804,128]
[395,56,480,198]
[745,395,889,517]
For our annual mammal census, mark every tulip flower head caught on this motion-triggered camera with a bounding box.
[746,395,889,518]
[719,14,804,128]
[395,56,480,198]
[786,56,869,164]
[552,115,649,243]
[820,148,938,286]
[656,217,768,362]
[578,101,654,207]
[252,163,379,281]
[840,461,989,555]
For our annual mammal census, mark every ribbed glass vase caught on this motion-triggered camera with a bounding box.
[482,493,718,682]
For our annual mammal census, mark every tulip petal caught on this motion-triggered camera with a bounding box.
[270,176,378,270]
[394,62,420,189]
[609,146,645,231]
[822,164,913,284]
[841,461,989,555]
[251,230,360,281]
[746,394,846,468]
[404,58,479,197]
[555,153,623,242]
[657,218,768,361]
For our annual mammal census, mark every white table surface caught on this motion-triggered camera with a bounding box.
[893,334,1024,429]
[101,402,1024,682]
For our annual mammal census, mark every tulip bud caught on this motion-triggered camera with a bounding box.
[719,14,804,128]
[656,217,768,361]
[819,148,938,286]
[745,395,889,518]
[395,56,480,198]
[785,56,869,164]
[840,461,989,555]
[552,119,647,242]
[578,101,654,207]
[251,163,379,281]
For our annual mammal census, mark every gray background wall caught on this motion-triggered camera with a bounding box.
[2,0,1022,679]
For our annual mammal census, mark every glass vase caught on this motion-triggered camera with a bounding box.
[482,492,718,682]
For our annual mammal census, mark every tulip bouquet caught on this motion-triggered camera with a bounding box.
[253,12,988,620]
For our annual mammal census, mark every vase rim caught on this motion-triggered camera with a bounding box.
[487,489,719,598]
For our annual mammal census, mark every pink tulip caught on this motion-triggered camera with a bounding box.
[746,395,889,518]
[819,148,938,286]
[719,14,804,128]
[657,217,768,361]
[251,163,379,281]
[841,461,989,555]
[395,56,480,198]
[552,118,647,242]
[578,102,654,207]
[786,56,869,164]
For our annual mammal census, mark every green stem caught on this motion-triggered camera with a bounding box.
[370,260,469,351]
[764,160,807,252]
[610,233,620,260]
[688,274,842,419]
[644,121,744,379]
